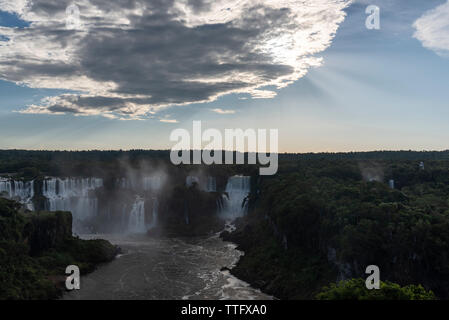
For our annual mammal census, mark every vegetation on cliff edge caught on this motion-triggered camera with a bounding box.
[224,159,449,300]
[0,198,118,300]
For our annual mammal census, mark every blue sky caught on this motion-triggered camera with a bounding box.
[0,0,448,152]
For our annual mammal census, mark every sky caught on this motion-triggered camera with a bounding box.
[0,0,448,152]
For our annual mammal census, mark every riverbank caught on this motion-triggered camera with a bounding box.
[220,216,336,300]
[221,159,449,300]
[63,233,272,300]
[0,198,119,300]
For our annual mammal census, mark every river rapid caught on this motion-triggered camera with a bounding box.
[63,233,272,300]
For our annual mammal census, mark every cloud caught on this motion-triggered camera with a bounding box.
[413,0,449,57]
[211,108,236,114]
[0,0,30,15]
[159,119,179,123]
[0,0,351,120]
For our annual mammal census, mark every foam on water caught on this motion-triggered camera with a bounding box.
[63,233,272,300]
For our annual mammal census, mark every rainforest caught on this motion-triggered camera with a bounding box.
[0,149,448,300]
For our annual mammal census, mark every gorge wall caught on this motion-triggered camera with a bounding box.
[0,174,253,237]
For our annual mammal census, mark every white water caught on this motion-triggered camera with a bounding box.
[43,178,103,198]
[119,176,163,192]
[64,234,272,300]
[118,177,135,189]
[43,177,103,232]
[149,198,159,229]
[143,176,162,191]
[0,174,248,234]
[128,197,146,234]
[206,176,217,192]
[119,177,162,233]
[221,176,251,219]
[58,174,268,300]
[0,178,34,210]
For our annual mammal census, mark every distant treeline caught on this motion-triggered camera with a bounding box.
[284,150,449,161]
[0,150,449,179]
[2,149,448,161]
[0,149,259,179]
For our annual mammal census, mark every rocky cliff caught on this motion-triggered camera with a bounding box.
[0,197,119,300]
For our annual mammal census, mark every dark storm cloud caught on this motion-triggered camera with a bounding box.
[0,0,351,119]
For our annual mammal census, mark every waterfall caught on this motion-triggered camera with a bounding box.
[43,177,103,232]
[186,176,217,192]
[118,177,130,189]
[148,198,159,229]
[115,176,163,233]
[186,176,200,188]
[128,197,146,234]
[221,176,251,219]
[0,178,35,210]
[117,177,139,190]
[206,176,217,192]
[389,179,395,189]
[43,177,103,198]
[143,177,162,191]
[118,176,163,192]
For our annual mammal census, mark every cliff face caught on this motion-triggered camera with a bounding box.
[3,165,255,236]
[23,211,72,255]
[154,185,225,237]
[0,198,118,300]
[222,161,449,300]
[222,215,336,300]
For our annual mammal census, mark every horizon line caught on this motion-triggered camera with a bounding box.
[1,149,449,155]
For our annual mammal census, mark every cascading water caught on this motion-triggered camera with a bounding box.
[118,177,133,189]
[206,176,217,192]
[0,178,34,210]
[128,197,146,234]
[148,198,159,229]
[143,177,162,191]
[221,176,251,219]
[43,177,103,232]
[186,176,200,188]
[114,176,164,233]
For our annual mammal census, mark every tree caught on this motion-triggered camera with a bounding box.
[316,278,436,300]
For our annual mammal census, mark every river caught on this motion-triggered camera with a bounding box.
[63,233,271,300]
